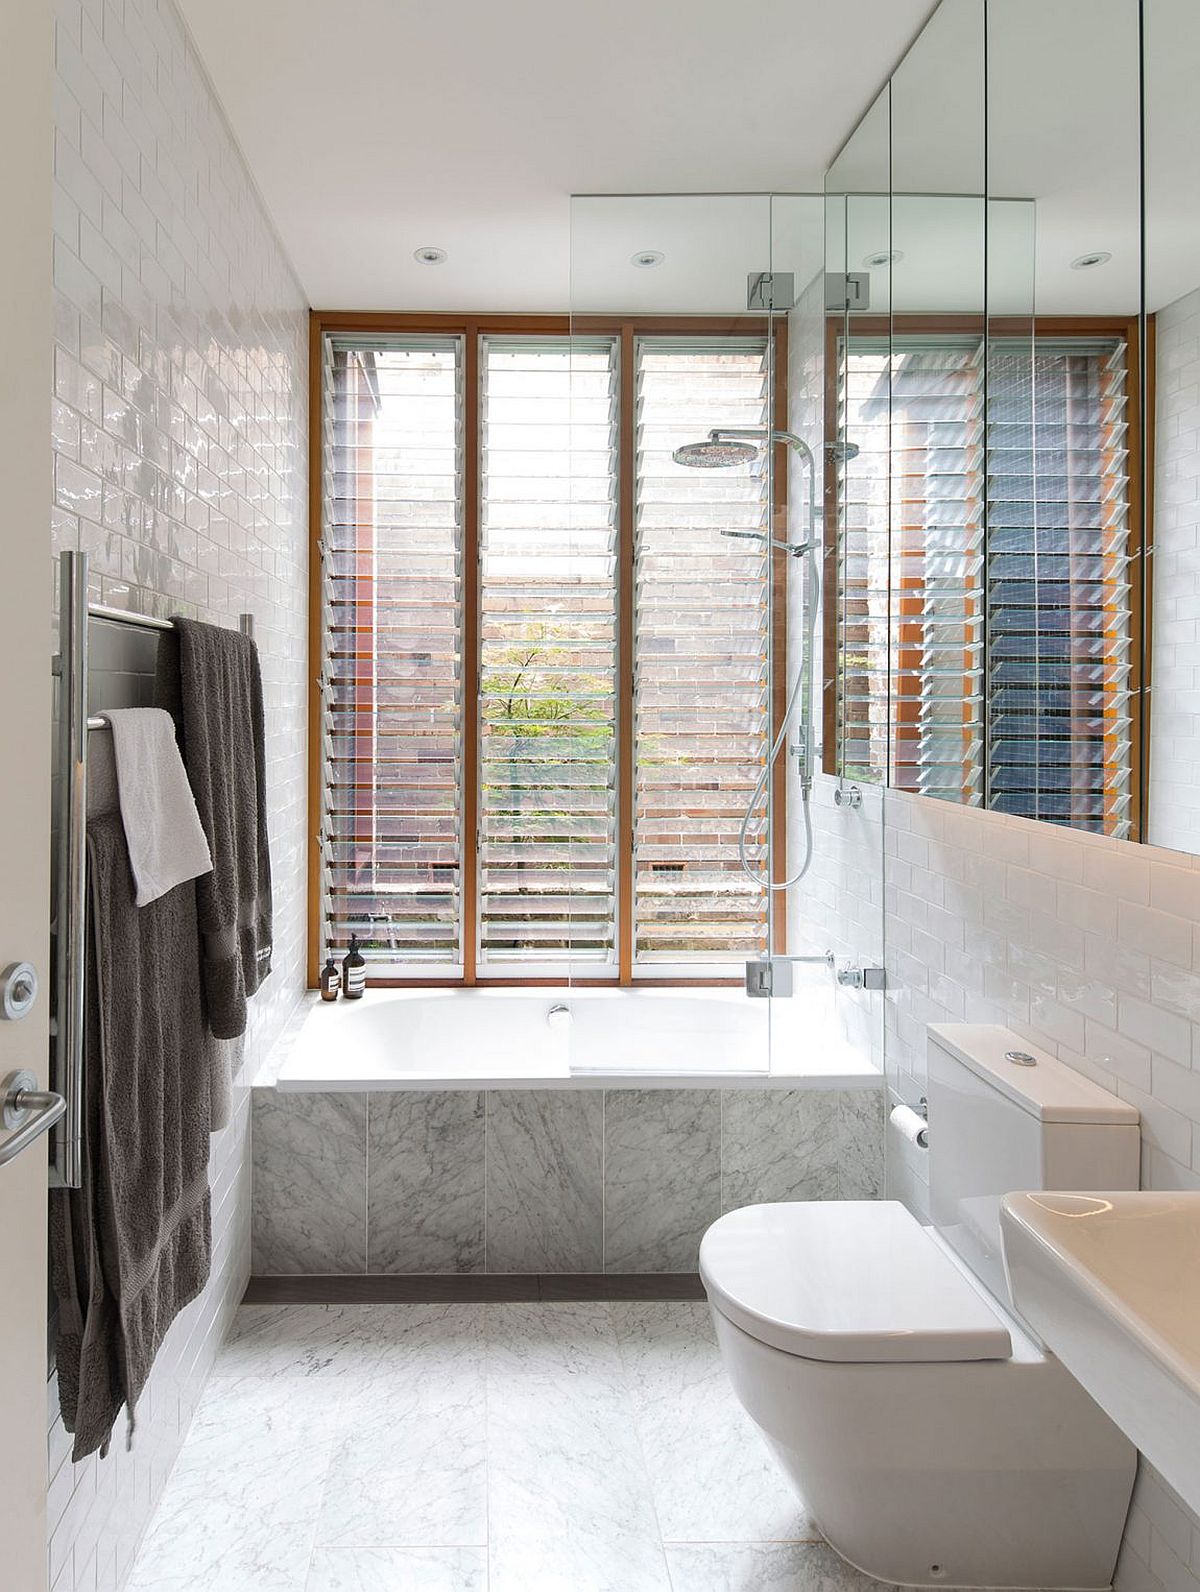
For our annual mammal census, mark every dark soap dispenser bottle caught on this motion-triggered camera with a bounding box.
[319,954,341,1002]
[342,934,366,1000]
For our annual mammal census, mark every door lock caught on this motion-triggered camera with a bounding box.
[0,962,38,1021]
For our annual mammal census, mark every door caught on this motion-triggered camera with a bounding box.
[0,0,54,1586]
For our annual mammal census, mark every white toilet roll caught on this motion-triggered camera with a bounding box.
[890,1102,929,1150]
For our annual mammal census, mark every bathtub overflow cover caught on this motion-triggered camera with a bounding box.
[1005,1050,1037,1066]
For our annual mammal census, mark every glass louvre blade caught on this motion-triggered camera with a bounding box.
[479,337,619,966]
[320,335,464,974]
[633,337,772,963]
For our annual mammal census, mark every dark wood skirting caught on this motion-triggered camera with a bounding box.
[243,1272,707,1305]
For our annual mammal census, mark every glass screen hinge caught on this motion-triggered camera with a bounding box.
[744,952,834,998]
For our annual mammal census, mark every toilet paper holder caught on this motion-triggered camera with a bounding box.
[891,1096,929,1150]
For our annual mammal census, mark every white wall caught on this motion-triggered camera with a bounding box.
[45,0,308,1585]
[1149,285,1200,854]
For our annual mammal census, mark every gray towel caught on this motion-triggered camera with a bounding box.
[155,619,273,1042]
[50,812,213,1462]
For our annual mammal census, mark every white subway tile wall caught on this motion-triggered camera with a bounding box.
[46,0,308,1586]
[881,790,1200,1592]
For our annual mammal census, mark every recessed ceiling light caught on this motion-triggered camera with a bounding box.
[862,249,904,268]
[1070,251,1112,270]
[413,246,447,265]
[631,250,665,268]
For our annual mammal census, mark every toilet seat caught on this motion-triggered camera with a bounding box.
[699,1200,1013,1363]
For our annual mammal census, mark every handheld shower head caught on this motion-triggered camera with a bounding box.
[720,530,816,557]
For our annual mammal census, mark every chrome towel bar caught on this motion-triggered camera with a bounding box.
[50,549,254,1188]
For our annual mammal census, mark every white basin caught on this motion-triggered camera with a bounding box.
[1000,1190,1200,1515]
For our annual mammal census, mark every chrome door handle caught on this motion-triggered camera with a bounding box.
[0,1070,67,1169]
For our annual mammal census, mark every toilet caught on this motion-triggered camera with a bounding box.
[700,1024,1142,1590]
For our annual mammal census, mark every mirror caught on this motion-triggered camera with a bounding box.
[824,0,1200,854]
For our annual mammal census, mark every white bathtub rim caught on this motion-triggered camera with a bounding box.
[261,987,883,1092]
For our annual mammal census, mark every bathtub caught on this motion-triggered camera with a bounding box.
[274,986,880,1091]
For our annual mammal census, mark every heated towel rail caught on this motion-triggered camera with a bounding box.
[49,549,254,1188]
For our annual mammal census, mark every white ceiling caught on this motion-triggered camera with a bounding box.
[177,0,937,310]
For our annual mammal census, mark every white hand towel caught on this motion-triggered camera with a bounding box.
[99,708,213,906]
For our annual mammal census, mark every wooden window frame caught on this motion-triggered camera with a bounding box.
[821,311,1148,838]
[309,311,790,988]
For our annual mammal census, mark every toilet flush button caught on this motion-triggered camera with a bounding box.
[1005,1050,1037,1067]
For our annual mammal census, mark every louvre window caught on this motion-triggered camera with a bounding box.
[633,338,773,961]
[829,328,1133,837]
[479,338,620,967]
[318,336,465,975]
[316,324,782,982]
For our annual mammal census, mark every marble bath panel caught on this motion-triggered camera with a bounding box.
[485,1092,603,1272]
[603,1089,722,1272]
[720,1089,841,1211]
[367,1092,486,1273]
[838,1088,886,1199]
[252,1090,367,1275]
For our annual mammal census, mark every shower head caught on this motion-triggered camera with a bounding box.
[672,438,760,468]
[673,427,816,471]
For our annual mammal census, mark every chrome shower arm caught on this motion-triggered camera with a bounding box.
[708,427,817,470]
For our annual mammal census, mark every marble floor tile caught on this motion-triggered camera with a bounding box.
[305,1547,487,1591]
[313,1307,487,1548]
[665,1542,901,1592]
[612,1301,817,1544]
[486,1091,603,1271]
[367,1091,485,1273]
[604,1089,721,1272]
[126,1375,342,1591]
[129,1300,833,1592]
[252,1090,367,1275]
[217,1300,487,1381]
[721,1090,840,1210]
[486,1302,673,1592]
